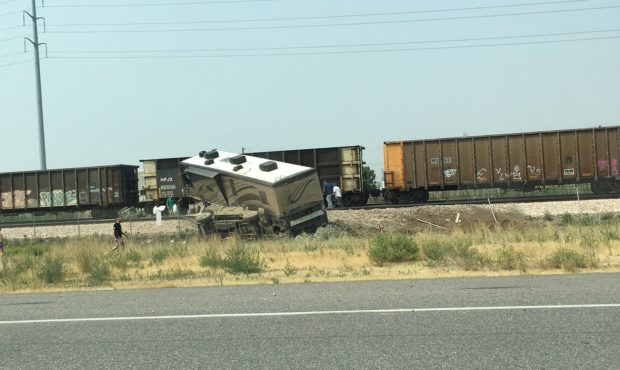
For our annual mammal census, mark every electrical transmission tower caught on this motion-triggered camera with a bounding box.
[23,0,47,170]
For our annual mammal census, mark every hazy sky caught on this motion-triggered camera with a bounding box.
[1,0,619,176]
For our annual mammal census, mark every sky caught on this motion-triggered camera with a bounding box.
[1,0,619,177]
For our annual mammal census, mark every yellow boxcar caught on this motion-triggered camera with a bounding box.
[383,125,620,203]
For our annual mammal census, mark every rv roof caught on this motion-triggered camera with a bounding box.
[181,150,315,185]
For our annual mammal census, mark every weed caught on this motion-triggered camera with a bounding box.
[452,243,486,271]
[543,212,554,221]
[420,239,453,262]
[126,249,142,264]
[283,259,297,276]
[151,249,168,265]
[223,242,264,275]
[107,253,129,271]
[149,268,197,280]
[38,256,64,284]
[88,258,110,286]
[600,213,615,221]
[75,247,98,274]
[544,248,587,272]
[368,233,419,265]
[496,246,527,272]
[199,247,223,269]
[560,213,574,225]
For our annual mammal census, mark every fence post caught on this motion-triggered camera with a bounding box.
[32,212,36,238]
[77,212,81,239]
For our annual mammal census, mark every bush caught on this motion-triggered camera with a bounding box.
[283,259,297,276]
[421,239,453,262]
[38,256,64,284]
[223,243,264,275]
[545,248,587,272]
[368,234,419,265]
[151,249,168,265]
[199,247,223,269]
[75,247,97,274]
[560,213,574,225]
[496,246,527,272]
[88,258,110,285]
[452,243,486,271]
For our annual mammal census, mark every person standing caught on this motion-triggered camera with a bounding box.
[112,219,126,251]
[323,181,334,209]
[332,185,344,208]
[166,197,175,214]
[0,227,4,257]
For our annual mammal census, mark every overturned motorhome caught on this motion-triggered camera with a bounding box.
[181,150,327,237]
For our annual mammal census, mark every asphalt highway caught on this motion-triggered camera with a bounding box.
[1,273,619,369]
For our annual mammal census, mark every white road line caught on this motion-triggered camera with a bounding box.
[1,304,619,325]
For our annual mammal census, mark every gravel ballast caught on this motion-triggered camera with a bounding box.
[2,199,620,240]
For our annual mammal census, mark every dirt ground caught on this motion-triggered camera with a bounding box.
[326,205,535,236]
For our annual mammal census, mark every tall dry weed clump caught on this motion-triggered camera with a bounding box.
[368,233,419,265]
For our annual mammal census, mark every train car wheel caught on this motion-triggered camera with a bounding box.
[591,180,613,195]
[413,188,429,203]
[384,191,400,205]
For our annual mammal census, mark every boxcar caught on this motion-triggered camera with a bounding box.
[246,145,369,206]
[139,157,189,202]
[383,125,620,203]
[0,165,139,215]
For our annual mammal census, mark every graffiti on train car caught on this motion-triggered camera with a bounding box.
[598,159,619,176]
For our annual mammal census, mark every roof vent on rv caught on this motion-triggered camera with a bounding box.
[199,150,206,158]
[229,155,247,165]
[232,165,243,172]
[259,161,278,172]
[204,159,214,165]
[203,150,219,160]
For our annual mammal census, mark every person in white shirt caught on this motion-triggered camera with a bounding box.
[332,185,343,207]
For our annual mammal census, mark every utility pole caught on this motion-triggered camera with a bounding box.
[24,0,47,170]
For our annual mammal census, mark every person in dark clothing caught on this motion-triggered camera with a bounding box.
[323,181,334,209]
[112,219,126,250]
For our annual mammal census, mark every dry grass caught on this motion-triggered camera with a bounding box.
[1,220,620,293]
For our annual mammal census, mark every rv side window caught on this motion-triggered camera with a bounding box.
[229,179,237,196]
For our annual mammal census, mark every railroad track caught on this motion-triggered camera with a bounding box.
[338,193,620,210]
[0,216,192,229]
[3,193,620,228]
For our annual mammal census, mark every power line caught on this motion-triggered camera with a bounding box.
[46,5,620,34]
[47,0,598,27]
[0,59,29,68]
[47,35,620,59]
[50,28,620,54]
[44,0,276,8]
[0,0,17,6]
[0,34,26,42]
[0,24,21,31]
[0,9,20,17]
[0,51,24,58]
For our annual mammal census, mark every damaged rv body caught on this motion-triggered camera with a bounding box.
[181,150,327,237]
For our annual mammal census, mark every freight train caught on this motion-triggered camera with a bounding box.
[383,125,620,203]
[1,125,619,216]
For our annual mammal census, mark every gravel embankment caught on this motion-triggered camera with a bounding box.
[3,199,620,240]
